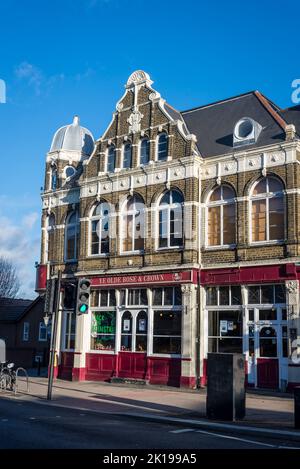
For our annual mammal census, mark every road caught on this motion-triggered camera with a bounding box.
[0,396,299,449]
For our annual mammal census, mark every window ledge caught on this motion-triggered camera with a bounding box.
[204,244,236,251]
[156,246,184,252]
[249,240,285,247]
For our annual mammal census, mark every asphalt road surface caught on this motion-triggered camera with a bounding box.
[0,396,299,449]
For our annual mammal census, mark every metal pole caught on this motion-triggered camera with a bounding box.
[47,270,62,400]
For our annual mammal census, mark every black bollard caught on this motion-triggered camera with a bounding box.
[295,387,300,429]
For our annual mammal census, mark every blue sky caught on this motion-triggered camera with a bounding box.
[0,0,299,298]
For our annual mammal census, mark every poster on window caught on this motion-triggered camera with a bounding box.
[220,320,228,334]
[123,319,131,332]
[227,321,234,331]
[138,318,146,332]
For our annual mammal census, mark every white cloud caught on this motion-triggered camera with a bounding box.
[15,62,65,96]
[0,211,40,299]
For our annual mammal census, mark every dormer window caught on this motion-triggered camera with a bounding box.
[233,117,262,147]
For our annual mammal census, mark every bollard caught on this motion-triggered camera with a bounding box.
[295,387,300,429]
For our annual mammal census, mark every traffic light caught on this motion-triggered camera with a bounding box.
[63,282,77,310]
[77,278,91,314]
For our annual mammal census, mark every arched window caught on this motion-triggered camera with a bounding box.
[207,185,236,246]
[250,177,284,242]
[46,214,55,261]
[123,142,132,169]
[136,310,147,352]
[121,194,145,252]
[51,165,57,190]
[140,138,150,166]
[90,201,110,255]
[158,190,184,248]
[157,133,168,161]
[121,311,133,351]
[107,145,116,173]
[64,211,79,261]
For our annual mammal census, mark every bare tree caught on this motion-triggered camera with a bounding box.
[0,257,20,299]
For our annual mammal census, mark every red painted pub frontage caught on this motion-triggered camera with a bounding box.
[37,263,300,390]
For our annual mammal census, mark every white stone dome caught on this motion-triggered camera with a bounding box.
[50,115,94,155]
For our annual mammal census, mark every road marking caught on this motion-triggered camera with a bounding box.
[1,419,8,422]
[170,429,194,434]
[55,416,61,418]
[79,414,85,416]
[29,417,36,420]
[195,429,276,448]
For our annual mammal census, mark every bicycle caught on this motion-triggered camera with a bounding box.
[0,361,16,392]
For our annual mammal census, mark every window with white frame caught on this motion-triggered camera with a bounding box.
[121,194,145,252]
[107,145,116,173]
[247,284,286,305]
[207,185,236,246]
[22,322,29,341]
[39,322,47,341]
[63,311,76,350]
[64,211,79,261]
[120,289,148,306]
[91,310,116,351]
[158,190,184,248]
[250,176,285,243]
[90,201,110,255]
[91,289,116,307]
[153,287,182,306]
[140,138,150,165]
[157,133,168,161]
[123,142,132,169]
[153,310,181,354]
[206,285,242,306]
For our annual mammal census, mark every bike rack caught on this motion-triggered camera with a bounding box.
[15,368,29,395]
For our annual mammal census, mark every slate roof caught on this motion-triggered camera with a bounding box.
[280,105,300,137]
[180,91,293,158]
[0,298,33,322]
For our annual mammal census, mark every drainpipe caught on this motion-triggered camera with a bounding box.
[196,162,202,388]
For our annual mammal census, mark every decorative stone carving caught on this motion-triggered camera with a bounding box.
[286,280,299,294]
[116,102,124,112]
[149,91,161,101]
[127,110,143,134]
[126,70,152,87]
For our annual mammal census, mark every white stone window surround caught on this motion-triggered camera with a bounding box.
[204,185,237,249]
[120,195,145,255]
[248,176,286,246]
[88,201,111,257]
[156,189,184,251]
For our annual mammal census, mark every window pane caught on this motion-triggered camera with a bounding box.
[219,286,229,305]
[100,290,108,307]
[140,289,148,305]
[231,286,241,305]
[208,311,219,336]
[91,290,99,307]
[91,311,116,351]
[208,206,220,245]
[210,187,221,202]
[121,335,132,351]
[259,309,277,321]
[253,179,267,195]
[174,287,182,305]
[222,186,235,200]
[269,197,284,240]
[136,311,147,333]
[159,209,168,248]
[248,286,260,304]
[248,309,254,321]
[107,146,116,172]
[153,288,163,305]
[252,200,266,242]
[91,335,115,351]
[281,308,287,321]
[261,285,274,304]
[154,311,181,336]
[120,290,126,306]
[153,337,181,354]
[275,285,285,304]
[164,287,173,306]
[223,204,235,244]
[260,338,277,357]
[268,178,283,193]
[140,139,150,165]
[109,290,116,306]
[157,133,168,161]
[218,338,243,354]
[206,287,217,306]
[123,143,132,169]
[136,335,147,352]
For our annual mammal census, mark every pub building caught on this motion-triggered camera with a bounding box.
[36,70,300,390]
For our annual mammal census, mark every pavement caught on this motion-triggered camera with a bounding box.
[4,375,299,441]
